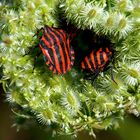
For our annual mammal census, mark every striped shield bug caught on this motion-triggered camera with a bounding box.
[39,25,75,74]
[81,46,114,79]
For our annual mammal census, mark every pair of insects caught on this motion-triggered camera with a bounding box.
[39,25,113,76]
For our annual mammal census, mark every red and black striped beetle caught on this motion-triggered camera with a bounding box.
[39,25,75,74]
[81,46,113,77]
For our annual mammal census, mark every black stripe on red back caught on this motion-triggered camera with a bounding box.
[45,27,64,73]
[99,51,105,65]
[40,39,56,68]
[81,46,113,74]
[83,57,89,70]
[87,55,95,70]
[93,52,99,70]
[49,27,69,73]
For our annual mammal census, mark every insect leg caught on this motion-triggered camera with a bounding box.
[33,26,44,38]
[91,69,99,81]
[110,66,118,85]
[23,45,38,56]
[32,51,42,71]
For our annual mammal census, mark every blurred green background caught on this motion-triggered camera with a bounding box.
[1,85,140,140]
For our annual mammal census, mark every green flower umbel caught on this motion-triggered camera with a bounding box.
[0,0,140,136]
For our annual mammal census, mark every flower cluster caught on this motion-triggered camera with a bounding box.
[0,0,140,136]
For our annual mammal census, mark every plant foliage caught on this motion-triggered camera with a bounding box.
[0,0,140,136]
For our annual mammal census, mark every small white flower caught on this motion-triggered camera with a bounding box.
[36,108,56,125]
[81,3,104,28]
[115,13,133,38]
[61,89,81,115]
